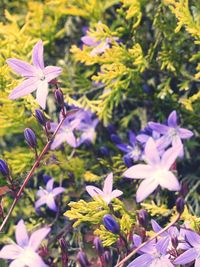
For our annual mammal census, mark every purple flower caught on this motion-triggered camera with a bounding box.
[174,230,200,266]
[81,34,110,56]
[35,178,65,211]
[86,172,123,204]
[50,109,98,149]
[7,40,62,109]
[123,138,181,202]
[0,219,50,267]
[128,237,174,267]
[148,111,193,155]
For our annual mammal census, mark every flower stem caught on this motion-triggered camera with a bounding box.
[114,213,181,267]
[0,113,70,233]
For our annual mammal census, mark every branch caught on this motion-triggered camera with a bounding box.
[115,213,181,267]
[0,110,77,233]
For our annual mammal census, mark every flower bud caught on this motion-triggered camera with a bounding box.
[77,251,90,267]
[46,121,51,131]
[24,128,37,148]
[176,197,185,214]
[55,89,64,107]
[138,210,149,228]
[99,146,109,157]
[35,109,46,126]
[123,155,133,168]
[103,214,120,235]
[111,134,121,144]
[0,159,9,177]
[93,237,104,256]
[59,238,68,266]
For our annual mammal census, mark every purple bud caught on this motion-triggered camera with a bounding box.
[171,236,178,248]
[46,121,51,131]
[77,251,90,267]
[59,238,68,266]
[0,159,9,177]
[138,210,149,228]
[176,197,185,214]
[111,134,122,144]
[24,128,37,148]
[55,89,64,107]
[123,155,133,168]
[93,237,104,256]
[99,146,109,157]
[103,214,120,234]
[35,109,46,126]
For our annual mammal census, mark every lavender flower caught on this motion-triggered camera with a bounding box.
[148,110,193,155]
[123,138,181,202]
[0,219,50,267]
[81,35,111,56]
[35,178,65,211]
[128,237,174,267]
[86,172,123,204]
[7,40,62,109]
[174,230,200,266]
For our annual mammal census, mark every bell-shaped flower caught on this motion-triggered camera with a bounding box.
[86,172,123,204]
[7,40,62,109]
[123,138,181,202]
[0,219,50,267]
[35,178,65,212]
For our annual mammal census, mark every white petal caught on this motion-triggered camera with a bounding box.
[158,171,180,191]
[123,164,154,179]
[136,178,158,202]
[29,227,50,251]
[36,80,49,109]
[15,220,29,247]
[103,173,113,194]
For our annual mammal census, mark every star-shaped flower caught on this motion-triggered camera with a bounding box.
[0,219,50,267]
[86,172,123,204]
[123,138,181,202]
[35,178,65,212]
[7,40,62,109]
[148,110,193,155]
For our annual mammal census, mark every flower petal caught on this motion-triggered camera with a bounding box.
[123,164,154,179]
[0,244,22,260]
[178,128,193,139]
[110,189,123,199]
[66,131,77,148]
[29,227,50,251]
[103,173,113,194]
[6,58,37,78]
[127,254,154,267]
[32,40,44,69]
[36,80,49,109]
[35,197,47,209]
[158,171,180,191]
[50,133,67,150]
[148,122,169,134]
[185,230,200,247]
[9,78,38,100]
[161,146,181,170]
[136,178,158,202]
[129,131,136,145]
[52,187,65,197]
[156,236,170,254]
[46,178,54,192]
[174,248,197,265]
[167,110,177,127]
[144,138,160,165]
[9,259,25,267]
[86,186,103,198]
[46,196,57,211]
[15,220,29,247]
[43,66,62,82]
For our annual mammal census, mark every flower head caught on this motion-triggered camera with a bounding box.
[148,110,193,156]
[123,138,181,202]
[35,178,65,211]
[7,40,62,109]
[86,172,123,204]
[0,219,50,267]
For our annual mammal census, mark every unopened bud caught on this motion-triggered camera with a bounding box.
[46,121,51,131]
[93,237,104,256]
[35,109,46,126]
[55,89,64,107]
[24,128,37,148]
[138,210,149,228]
[99,146,109,157]
[123,155,133,168]
[77,251,90,267]
[111,134,121,144]
[176,197,185,214]
[103,214,120,235]
[0,159,9,177]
